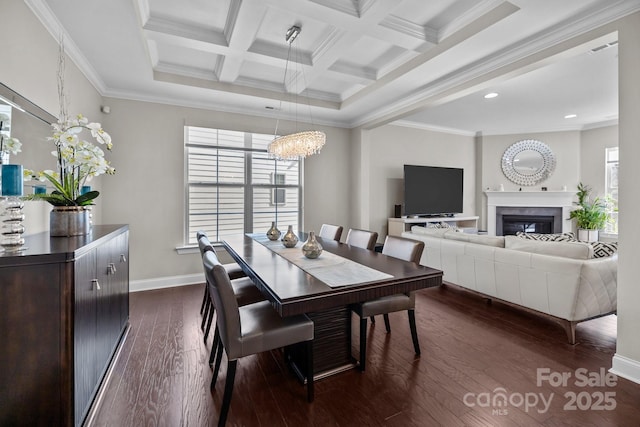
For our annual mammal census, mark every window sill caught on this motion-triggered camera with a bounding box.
[176,245,198,255]
[176,242,226,255]
[599,232,618,242]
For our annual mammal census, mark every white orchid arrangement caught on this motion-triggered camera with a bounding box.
[0,115,21,156]
[25,114,115,206]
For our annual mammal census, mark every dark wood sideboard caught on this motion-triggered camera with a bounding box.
[0,224,129,426]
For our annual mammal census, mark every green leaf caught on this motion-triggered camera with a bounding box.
[75,190,99,206]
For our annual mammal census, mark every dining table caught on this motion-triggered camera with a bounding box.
[222,232,443,380]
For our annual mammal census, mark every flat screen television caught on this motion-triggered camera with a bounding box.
[403,165,463,217]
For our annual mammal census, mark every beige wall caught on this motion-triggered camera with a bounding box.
[99,97,352,281]
[580,125,618,198]
[614,10,640,383]
[1,0,105,231]
[480,131,581,192]
[364,125,476,239]
[4,0,640,382]
[477,130,581,230]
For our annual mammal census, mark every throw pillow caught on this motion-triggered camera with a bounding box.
[515,231,576,242]
[505,236,594,259]
[590,241,618,258]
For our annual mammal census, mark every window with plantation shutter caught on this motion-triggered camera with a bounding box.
[185,127,302,244]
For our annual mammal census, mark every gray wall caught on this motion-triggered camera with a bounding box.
[480,131,581,193]
[580,125,618,198]
[4,0,640,383]
[100,97,352,281]
[615,10,640,384]
[362,125,476,239]
[477,130,581,230]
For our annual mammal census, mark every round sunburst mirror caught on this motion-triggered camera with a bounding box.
[501,139,556,186]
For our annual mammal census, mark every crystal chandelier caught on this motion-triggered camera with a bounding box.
[268,25,326,160]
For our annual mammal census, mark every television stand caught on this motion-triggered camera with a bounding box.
[388,215,479,237]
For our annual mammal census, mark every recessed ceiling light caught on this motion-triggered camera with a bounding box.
[484,92,499,99]
[565,114,577,119]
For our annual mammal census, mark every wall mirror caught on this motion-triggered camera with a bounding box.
[501,139,555,186]
[0,82,57,179]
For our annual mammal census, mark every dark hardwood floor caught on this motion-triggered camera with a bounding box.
[91,283,640,426]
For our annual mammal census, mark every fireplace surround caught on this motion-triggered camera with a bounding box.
[485,191,574,236]
[497,206,563,236]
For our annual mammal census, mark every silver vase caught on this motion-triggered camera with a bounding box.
[266,221,281,241]
[281,225,299,248]
[50,206,91,237]
[302,231,323,259]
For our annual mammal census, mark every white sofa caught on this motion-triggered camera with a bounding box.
[401,227,618,343]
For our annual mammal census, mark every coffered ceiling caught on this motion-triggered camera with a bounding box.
[30,0,640,134]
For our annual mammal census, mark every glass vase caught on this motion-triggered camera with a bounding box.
[266,221,281,241]
[302,231,323,259]
[1,197,26,252]
[281,225,299,248]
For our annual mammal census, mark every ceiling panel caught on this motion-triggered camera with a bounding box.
[38,0,639,133]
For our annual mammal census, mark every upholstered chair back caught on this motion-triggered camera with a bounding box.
[345,229,378,250]
[319,224,343,241]
[203,251,243,360]
[382,235,424,264]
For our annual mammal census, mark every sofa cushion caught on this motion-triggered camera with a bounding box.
[590,241,618,258]
[442,230,470,242]
[515,231,576,242]
[505,236,594,260]
[444,231,505,248]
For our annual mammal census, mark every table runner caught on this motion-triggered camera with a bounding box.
[248,233,393,288]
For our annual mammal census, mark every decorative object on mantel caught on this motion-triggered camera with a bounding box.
[569,182,611,242]
[266,221,281,241]
[302,231,323,259]
[267,25,326,160]
[281,225,298,248]
[501,139,555,186]
[1,164,26,252]
[23,37,114,237]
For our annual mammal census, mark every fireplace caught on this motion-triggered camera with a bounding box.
[485,191,574,236]
[496,207,562,236]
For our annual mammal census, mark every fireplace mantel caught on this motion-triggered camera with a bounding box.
[485,191,575,236]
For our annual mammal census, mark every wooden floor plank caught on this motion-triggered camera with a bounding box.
[91,283,640,427]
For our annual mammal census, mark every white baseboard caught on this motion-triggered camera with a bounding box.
[130,273,204,292]
[610,353,640,385]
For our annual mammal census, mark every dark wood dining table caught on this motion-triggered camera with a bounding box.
[222,233,443,379]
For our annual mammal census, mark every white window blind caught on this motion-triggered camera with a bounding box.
[185,127,301,244]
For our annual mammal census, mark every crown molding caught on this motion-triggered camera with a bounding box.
[379,15,438,44]
[356,1,636,131]
[392,120,476,137]
[143,15,227,46]
[102,85,349,129]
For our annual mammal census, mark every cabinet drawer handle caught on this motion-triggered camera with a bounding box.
[92,279,101,291]
[120,254,127,263]
[109,263,117,274]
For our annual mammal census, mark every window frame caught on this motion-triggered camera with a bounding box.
[184,127,303,246]
[604,146,618,235]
